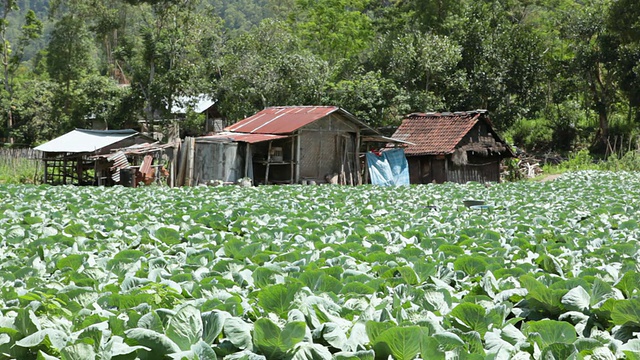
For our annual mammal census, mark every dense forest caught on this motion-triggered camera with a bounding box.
[1,0,639,153]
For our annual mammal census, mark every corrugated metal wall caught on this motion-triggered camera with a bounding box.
[193,142,244,184]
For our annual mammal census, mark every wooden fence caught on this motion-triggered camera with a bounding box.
[605,135,640,159]
[0,148,41,167]
[0,148,40,159]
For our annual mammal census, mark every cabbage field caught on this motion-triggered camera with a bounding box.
[1,171,640,360]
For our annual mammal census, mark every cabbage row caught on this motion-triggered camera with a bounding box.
[0,171,639,360]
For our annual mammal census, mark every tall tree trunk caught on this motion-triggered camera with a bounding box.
[1,2,13,144]
[590,64,609,152]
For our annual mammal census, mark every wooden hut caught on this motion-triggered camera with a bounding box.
[390,110,514,184]
[34,129,160,185]
[188,106,389,185]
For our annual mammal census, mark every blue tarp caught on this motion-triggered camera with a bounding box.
[365,149,410,186]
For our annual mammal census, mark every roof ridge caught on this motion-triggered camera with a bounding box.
[75,129,138,134]
[407,109,488,118]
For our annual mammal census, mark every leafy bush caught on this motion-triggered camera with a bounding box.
[545,150,640,174]
[557,149,599,171]
[602,150,640,171]
[506,117,553,152]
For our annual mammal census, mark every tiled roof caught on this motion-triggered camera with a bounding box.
[391,111,485,156]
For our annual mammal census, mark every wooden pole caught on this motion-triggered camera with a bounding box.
[63,157,67,184]
[606,138,614,157]
[43,155,48,184]
[355,130,361,185]
[177,138,188,186]
[363,152,369,184]
[444,157,449,182]
[295,133,301,183]
[169,141,178,187]
[245,143,251,178]
[186,137,195,186]
[290,137,295,184]
[339,136,346,185]
[265,141,272,185]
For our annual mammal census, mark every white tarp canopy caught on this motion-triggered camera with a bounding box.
[34,129,139,153]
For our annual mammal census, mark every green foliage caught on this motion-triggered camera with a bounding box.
[611,298,640,327]
[453,256,488,277]
[507,117,553,152]
[253,318,306,359]
[2,0,640,153]
[602,150,640,171]
[292,0,373,64]
[217,19,328,121]
[450,303,494,336]
[323,71,407,128]
[257,282,302,316]
[552,150,598,172]
[370,326,440,360]
[0,154,39,184]
[4,100,640,360]
[522,320,577,348]
[520,275,568,317]
[46,15,96,86]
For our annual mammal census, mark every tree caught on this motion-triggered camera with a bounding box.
[368,0,466,35]
[9,78,55,145]
[558,0,617,150]
[447,0,546,130]
[217,19,329,121]
[607,0,640,123]
[290,0,374,65]
[1,1,42,143]
[71,74,133,130]
[122,0,222,129]
[46,15,95,90]
[46,13,97,131]
[380,30,462,112]
[323,70,408,127]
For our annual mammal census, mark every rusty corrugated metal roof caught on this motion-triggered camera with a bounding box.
[197,132,289,144]
[226,106,345,134]
[391,111,485,156]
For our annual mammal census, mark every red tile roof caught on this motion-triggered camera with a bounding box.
[226,106,345,134]
[391,111,486,156]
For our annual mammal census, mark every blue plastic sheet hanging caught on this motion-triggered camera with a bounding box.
[365,148,410,186]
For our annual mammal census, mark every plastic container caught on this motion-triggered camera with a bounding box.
[463,200,485,208]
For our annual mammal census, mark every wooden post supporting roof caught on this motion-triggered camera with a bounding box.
[245,143,251,178]
[295,132,301,183]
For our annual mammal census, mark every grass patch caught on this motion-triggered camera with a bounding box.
[0,156,41,184]
[540,149,640,177]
